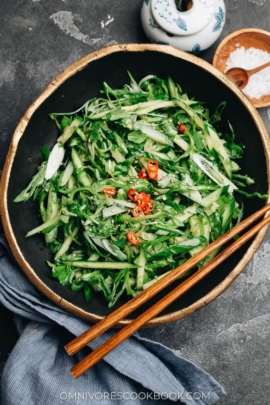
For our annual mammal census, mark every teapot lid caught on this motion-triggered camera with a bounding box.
[151,0,216,36]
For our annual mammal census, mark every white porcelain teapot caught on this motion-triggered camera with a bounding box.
[141,0,226,54]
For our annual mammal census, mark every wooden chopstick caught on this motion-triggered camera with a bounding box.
[66,203,270,378]
[65,203,270,357]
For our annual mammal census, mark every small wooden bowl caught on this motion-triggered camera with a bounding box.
[213,28,270,108]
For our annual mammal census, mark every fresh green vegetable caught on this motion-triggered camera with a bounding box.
[14,73,267,308]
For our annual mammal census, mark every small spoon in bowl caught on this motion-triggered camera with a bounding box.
[225,61,270,89]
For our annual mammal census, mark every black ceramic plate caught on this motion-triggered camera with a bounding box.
[1,44,270,326]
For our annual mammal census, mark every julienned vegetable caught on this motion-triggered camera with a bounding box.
[14,73,267,308]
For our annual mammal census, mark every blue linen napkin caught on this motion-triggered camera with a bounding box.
[0,236,225,405]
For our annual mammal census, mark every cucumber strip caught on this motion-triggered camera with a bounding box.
[59,161,74,187]
[203,124,232,178]
[71,147,92,187]
[45,183,60,244]
[134,123,174,146]
[57,117,82,144]
[26,211,61,238]
[174,205,198,224]
[201,188,225,207]
[142,270,171,290]
[55,227,79,260]
[69,261,138,269]
[134,247,146,289]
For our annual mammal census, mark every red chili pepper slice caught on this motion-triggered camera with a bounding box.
[126,231,140,245]
[143,199,155,215]
[178,123,186,133]
[132,205,145,217]
[136,192,150,208]
[143,208,151,215]
[147,199,155,212]
[137,167,148,179]
[127,188,139,202]
[103,187,117,196]
[147,159,158,181]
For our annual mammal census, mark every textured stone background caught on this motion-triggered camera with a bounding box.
[1,0,270,404]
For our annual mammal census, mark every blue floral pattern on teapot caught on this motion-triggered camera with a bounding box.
[141,0,226,54]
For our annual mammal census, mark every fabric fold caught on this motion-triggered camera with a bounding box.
[0,236,225,405]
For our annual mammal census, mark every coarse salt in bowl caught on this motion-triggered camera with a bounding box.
[213,28,270,108]
[225,47,270,99]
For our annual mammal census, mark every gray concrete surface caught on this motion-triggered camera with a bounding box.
[1,0,270,404]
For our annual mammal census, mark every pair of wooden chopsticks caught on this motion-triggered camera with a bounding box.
[65,203,270,378]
